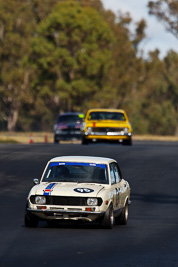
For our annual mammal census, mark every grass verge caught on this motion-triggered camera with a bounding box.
[0,132,178,144]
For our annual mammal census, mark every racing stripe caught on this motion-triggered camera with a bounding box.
[43,183,57,195]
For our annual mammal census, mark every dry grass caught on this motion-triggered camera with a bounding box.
[133,135,178,142]
[0,132,54,144]
[0,132,178,144]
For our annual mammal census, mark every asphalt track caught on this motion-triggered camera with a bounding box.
[0,141,178,267]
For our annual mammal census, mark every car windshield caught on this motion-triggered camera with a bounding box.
[42,162,109,184]
[88,112,126,121]
[57,114,84,123]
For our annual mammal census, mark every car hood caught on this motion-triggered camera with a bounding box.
[32,182,105,197]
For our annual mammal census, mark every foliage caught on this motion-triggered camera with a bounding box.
[0,0,32,130]
[130,50,178,135]
[148,0,178,38]
[0,0,59,131]
[0,0,177,135]
[29,1,114,129]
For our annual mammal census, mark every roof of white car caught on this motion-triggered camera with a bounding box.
[49,156,115,164]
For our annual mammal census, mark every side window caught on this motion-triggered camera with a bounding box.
[113,163,121,183]
[109,163,116,184]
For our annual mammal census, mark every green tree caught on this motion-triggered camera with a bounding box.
[148,0,178,38]
[163,50,178,134]
[0,0,60,131]
[0,0,34,131]
[132,50,177,135]
[29,0,114,129]
[0,0,177,135]
[93,10,146,114]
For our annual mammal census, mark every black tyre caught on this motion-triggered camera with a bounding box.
[101,205,114,229]
[115,200,129,225]
[25,204,39,228]
[54,136,59,144]
[123,137,132,146]
[81,136,88,145]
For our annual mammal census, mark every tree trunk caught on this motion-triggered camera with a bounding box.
[7,110,18,131]
[175,125,178,136]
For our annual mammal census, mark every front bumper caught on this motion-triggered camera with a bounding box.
[83,133,132,142]
[28,208,105,222]
[81,126,132,141]
[54,131,82,141]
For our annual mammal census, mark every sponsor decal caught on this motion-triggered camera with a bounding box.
[74,188,94,193]
[43,183,57,195]
[49,162,106,168]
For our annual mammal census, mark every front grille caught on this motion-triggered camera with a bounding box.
[61,128,80,133]
[89,127,125,136]
[92,127,123,133]
[30,195,102,206]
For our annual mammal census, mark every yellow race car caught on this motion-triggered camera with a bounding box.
[81,109,132,145]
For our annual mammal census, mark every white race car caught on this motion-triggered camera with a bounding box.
[25,156,131,229]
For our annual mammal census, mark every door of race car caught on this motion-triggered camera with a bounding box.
[109,162,121,210]
[109,162,124,210]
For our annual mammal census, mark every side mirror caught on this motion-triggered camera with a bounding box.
[33,178,39,185]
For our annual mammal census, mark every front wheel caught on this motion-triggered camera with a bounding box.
[101,205,114,229]
[123,137,132,146]
[25,203,39,227]
[81,136,89,145]
[54,136,60,144]
[115,200,129,225]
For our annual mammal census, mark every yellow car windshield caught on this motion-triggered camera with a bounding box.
[88,112,126,121]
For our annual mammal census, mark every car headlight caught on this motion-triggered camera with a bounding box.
[87,198,98,206]
[86,127,92,134]
[35,196,46,204]
[123,127,129,134]
[81,122,86,131]
[55,129,62,134]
